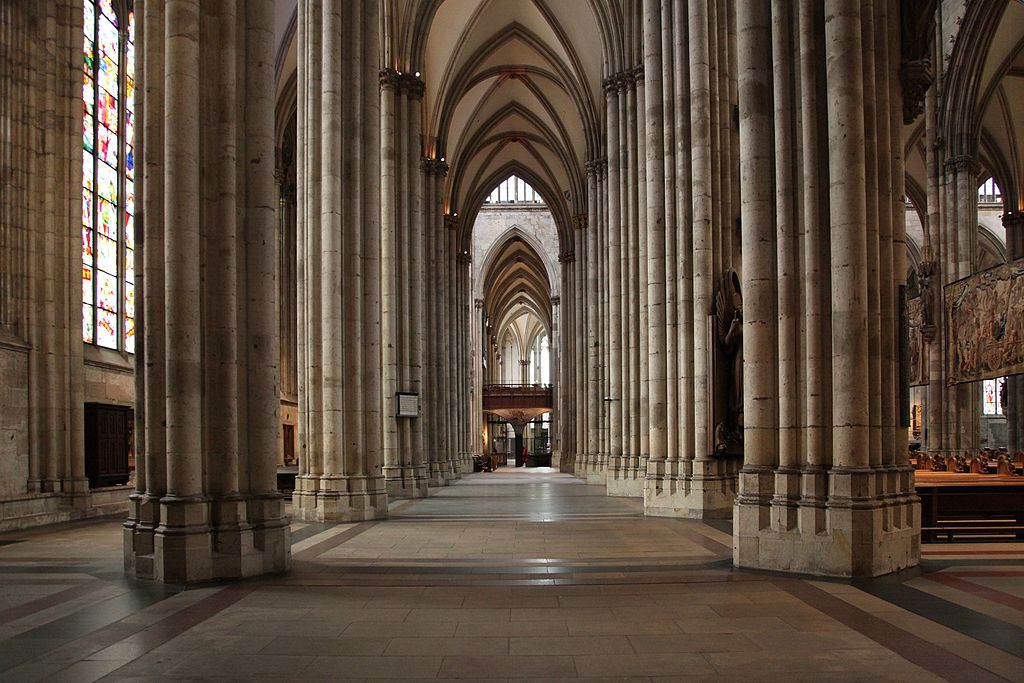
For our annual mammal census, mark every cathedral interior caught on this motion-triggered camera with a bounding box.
[0,0,1022,679]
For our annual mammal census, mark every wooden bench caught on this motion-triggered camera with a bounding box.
[915,472,1024,542]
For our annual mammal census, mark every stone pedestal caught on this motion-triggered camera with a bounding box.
[644,459,738,519]
[385,465,429,498]
[294,475,388,523]
[606,454,644,497]
[735,467,919,577]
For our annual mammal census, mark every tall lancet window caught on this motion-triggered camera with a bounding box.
[82,0,136,352]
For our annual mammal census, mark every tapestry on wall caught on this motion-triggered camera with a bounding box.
[944,258,1024,385]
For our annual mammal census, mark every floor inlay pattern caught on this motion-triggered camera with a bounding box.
[0,470,1020,681]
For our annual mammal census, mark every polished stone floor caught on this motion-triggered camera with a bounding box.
[0,468,1021,681]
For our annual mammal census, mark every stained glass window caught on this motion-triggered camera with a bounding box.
[484,175,544,204]
[982,378,1004,416]
[82,0,135,352]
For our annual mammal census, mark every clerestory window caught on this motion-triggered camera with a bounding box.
[82,0,136,352]
[485,175,544,205]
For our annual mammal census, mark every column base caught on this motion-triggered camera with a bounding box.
[426,460,451,487]
[644,457,738,519]
[574,452,589,478]
[447,456,462,480]
[385,465,429,498]
[124,493,290,584]
[734,467,920,578]
[585,452,607,485]
[292,474,388,522]
[607,454,645,497]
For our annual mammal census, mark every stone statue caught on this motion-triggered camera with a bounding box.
[714,270,743,454]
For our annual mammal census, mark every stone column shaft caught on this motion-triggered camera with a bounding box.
[826,0,870,469]
[860,0,882,470]
[689,0,714,461]
[644,0,667,465]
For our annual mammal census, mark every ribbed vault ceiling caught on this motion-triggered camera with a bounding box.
[482,231,552,343]
[388,0,611,253]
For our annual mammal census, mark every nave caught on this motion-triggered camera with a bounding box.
[0,472,1021,681]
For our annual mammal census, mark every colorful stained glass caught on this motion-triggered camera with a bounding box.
[83,303,95,343]
[84,35,94,73]
[97,88,117,131]
[83,151,94,192]
[83,114,94,153]
[96,308,117,349]
[124,318,135,354]
[97,269,117,311]
[83,74,94,116]
[99,16,118,57]
[125,109,134,146]
[99,0,117,25]
[97,198,115,237]
[97,161,117,202]
[82,187,93,226]
[82,265,94,304]
[97,234,117,273]
[82,227,93,264]
[82,0,136,353]
[97,125,117,166]
[124,213,134,249]
[84,1,95,36]
[99,52,117,95]
[124,282,135,317]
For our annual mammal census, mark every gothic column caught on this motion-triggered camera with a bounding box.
[604,75,625,492]
[381,69,428,498]
[585,165,602,483]
[732,0,918,577]
[292,0,387,523]
[573,206,588,478]
[1004,212,1024,453]
[643,0,735,519]
[733,0,779,547]
[125,0,289,582]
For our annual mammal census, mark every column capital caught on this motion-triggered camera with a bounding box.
[584,158,607,178]
[379,67,402,91]
[422,157,449,176]
[444,214,459,230]
[627,64,644,87]
[550,295,561,306]
[380,68,425,98]
[572,214,588,230]
[899,58,933,125]
[474,298,484,309]
[1002,211,1024,232]
[558,249,575,264]
[944,154,979,176]
[601,72,625,94]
